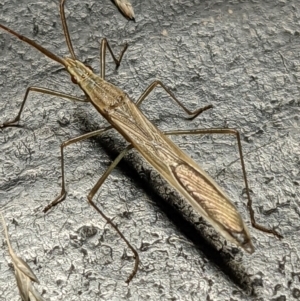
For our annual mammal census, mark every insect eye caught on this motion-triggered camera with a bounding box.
[86,65,93,72]
[71,75,78,84]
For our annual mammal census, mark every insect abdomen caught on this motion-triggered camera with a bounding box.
[172,162,243,231]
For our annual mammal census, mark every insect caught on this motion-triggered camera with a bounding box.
[0,211,46,301]
[0,0,282,284]
[113,0,135,21]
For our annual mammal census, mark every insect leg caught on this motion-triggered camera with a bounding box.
[86,144,139,284]
[0,87,87,129]
[43,126,113,213]
[135,80,213,119]
[100,38,128,79]
[45,140,138,284]
[164,128,283,239]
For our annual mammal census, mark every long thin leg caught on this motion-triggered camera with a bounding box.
[0,86,87,128]
[100,38,128,79]
[43,128,138,283]
[43,125,113,213]
[99,44,210,118]
[135,80,213,119]
[60,0,77,60]
[86,144,139,284]
[163,128,283,239]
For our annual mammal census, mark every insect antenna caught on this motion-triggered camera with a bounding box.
[60,0,77,60]
[0,23,66,67]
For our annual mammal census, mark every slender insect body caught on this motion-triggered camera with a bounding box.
[47,57,256,252]
[1,212,46,301]
[0,0,282,284]
[113,0,135,21]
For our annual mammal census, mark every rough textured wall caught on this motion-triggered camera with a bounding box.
[0,0,299,300]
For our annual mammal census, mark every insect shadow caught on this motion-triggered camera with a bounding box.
[78,116,254,293]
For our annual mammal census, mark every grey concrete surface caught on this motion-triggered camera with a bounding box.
[0,0,299,300]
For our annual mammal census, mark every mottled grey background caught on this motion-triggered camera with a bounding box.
[0,0,299,300]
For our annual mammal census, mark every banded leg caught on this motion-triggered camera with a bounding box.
[163,128,283,239]
[0,87,87,128]
[86,144,138,284]
[100,38,128,79]
[43,125,113,213]
[135,80,213,119]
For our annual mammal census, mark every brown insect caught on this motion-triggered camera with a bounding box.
[0,0,282,284]
[113,0,135,21]
[0,211,46,301]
